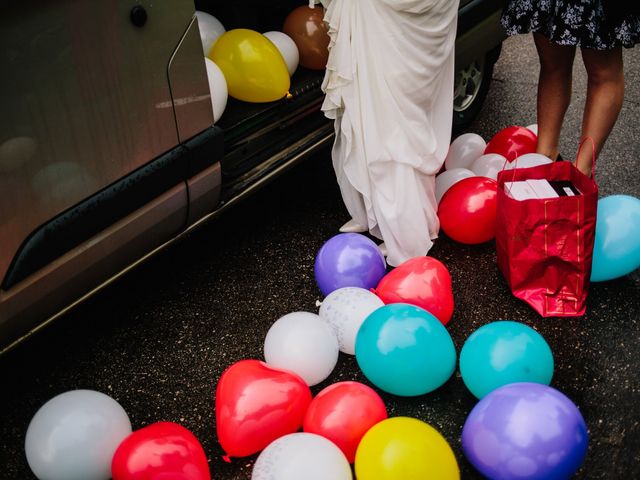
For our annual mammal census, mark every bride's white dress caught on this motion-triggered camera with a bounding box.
[319,0,458,266]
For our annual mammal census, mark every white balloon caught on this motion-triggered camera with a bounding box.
[435,167,475,204]
[252,433,352,480]
[526,123,538,136]
[470,153,508,180]
[319,287,384,355]
[444,133,486,170]
[204,58,228,123]
[25,390,132,480]
[264,312,339,386]
[195,11,225,56]
[263,31,299,76]
[504,152,553,170]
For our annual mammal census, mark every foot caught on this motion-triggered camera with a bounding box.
[378,242,388,257]
[339,219,367,233]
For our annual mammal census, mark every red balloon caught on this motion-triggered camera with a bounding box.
[216,359,312,458]
[374,256,454,325]
[484,126,537,161]
[438,176,498,245]
[111,422,210,480]
[303,381,387,463]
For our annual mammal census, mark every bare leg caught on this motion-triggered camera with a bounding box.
[533,33,576,160]
[577,47,624,177]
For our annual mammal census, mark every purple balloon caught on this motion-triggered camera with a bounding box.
[314,233,386,296]
[462,383,588,480]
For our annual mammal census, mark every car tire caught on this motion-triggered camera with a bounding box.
[452,44,502,134]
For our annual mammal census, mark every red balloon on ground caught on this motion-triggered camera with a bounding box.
[374,256,454,325]
[438,177,498,245]
[303,381,387,463]
[216,359,312,458]
[111,422,210,480]
[484,126,537,161]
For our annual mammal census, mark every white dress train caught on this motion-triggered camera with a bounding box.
[320,0,459,266]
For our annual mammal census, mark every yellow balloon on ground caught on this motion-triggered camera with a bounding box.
[355,417,460,480]
[209,29,290,103]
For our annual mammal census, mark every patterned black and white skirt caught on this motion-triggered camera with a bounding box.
[501,0,640,50]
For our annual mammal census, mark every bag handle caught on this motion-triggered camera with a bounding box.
[577,136,597,180]
[503,135,596,195]
[503,155,521,196]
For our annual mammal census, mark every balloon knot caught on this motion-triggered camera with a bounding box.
[370,288,377,294]
[222,454,232,463]
[286,92,293,99]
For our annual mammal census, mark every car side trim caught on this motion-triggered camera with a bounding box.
[2,126,223,290]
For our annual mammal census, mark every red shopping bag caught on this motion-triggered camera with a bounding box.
[496,156,598,317]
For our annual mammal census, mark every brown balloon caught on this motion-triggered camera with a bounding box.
[283,6,330,70]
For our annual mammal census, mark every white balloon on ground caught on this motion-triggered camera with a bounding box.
[435,167,475,204]
[263,31,299,76]
[470,153,508,180]
[25,390,132,480]
[195,11,225,56]
[504,152,553,170]
[444,133,486,170]
[526,123,539,136]
[252,433,352,480]
[204,58,228,123]
[318,287,384,355]
[264,312,339,386]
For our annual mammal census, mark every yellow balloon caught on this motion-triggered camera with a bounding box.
[355,417,460,480]
[209,29,290,103]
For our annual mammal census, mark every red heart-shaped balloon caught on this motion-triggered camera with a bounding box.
[111,422,210,480]
[374,256,454,325]
[216,359,312,458]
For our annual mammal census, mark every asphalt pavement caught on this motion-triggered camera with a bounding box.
[1,35,639,479]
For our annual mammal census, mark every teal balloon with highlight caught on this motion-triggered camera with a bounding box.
[355,303,456,396]
[591,195,640,282]
[460,321,554,399]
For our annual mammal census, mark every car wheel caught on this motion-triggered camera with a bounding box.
[452,45,501,134]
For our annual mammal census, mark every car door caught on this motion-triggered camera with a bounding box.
[0,0,213,348]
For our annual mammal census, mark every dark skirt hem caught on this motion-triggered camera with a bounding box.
[502,21,640,50]
[501,2,640,51]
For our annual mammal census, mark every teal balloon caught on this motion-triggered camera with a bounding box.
[355,303,456,396]
[591,195,640,282]
[459,321,554,399]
